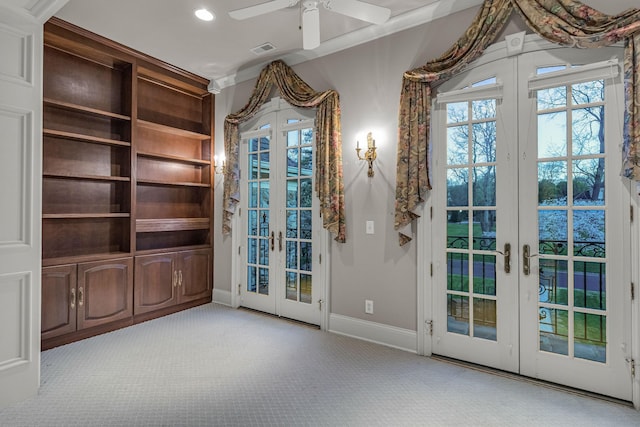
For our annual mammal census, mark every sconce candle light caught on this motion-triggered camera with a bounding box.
[356,132,377,177]
[214,154,226,174]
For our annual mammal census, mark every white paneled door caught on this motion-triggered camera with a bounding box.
[237,99,325,326]
[430,42,632,400]
[0,6,48,408]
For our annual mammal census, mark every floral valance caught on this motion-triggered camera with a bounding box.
[395,0,640,245]
[223,60,346,242]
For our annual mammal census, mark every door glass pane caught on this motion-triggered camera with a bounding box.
[249,182,258,208]
[574,312,606,362]
[300,274,312,304]
[287,180,298,208]
[472,167,495,207]
[249,153,259,179]
[286,241,297,269]
[300,146,313,176]
[247,266,257,292]
[300,178,312,208]
[538,111,567,158]
[249,137,259,152]
[300,242,312,272]
[259,238,269,265]
[447,102,468,123]
[260,151,270,178]
[447,168,468,206]
[287,148,299,177]
[248,210,257,234]
[447,126,468,165]
[300,210,312,239]
[538,210,567,255]
[287,130,299,147]
[574,261,606,310]
[539,259,568,305]
[447,253,468,292]
[572,109,604,156]
[259,268,269,295]
[538,161,567,204]
[472,210,495,250]
[472,122,496,162]
[286,272,297,301]
[260,136,270,150]
[259,181,270,207]
[286,210,298,238]
[473,298,496,341]
[572,159,604,204]
[259,210,269,236]
[447,295,469,335]
[247,238,257,264]
[473,254,495,296]
[573,210,605,257]
[472,99,496,121]
[447,210,469,249]
[539,308,569,356]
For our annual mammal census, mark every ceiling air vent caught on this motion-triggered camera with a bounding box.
[250,42,277,55]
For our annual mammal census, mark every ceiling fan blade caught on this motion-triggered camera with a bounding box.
[302,6,320,50]
[229,0,298,20]
[323,0,391,25]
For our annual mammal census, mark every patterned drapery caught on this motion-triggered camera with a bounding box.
[223,60,346,242]
[395,0,640,245]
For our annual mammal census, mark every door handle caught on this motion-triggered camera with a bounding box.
[523,244,539,276]
[278,231,283,252]
[493,243,511,274]
[270,231,275,251]
[78,286,84,307]
[70,287,76,310]
[173,270,178,287]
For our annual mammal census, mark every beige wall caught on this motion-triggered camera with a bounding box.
[213,0,635,331]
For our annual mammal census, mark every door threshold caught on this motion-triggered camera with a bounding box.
[430,354,633,408]
[238,306,320,329]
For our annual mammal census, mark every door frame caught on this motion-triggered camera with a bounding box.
[417,34,640,408]
[229,97,330,330]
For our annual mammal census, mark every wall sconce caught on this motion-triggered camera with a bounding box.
[356,132,377,177]
[214,154,226,174]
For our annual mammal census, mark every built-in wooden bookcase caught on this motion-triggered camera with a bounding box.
[42,18,213,349]
[135,65,213,254]
[42,39,133,267]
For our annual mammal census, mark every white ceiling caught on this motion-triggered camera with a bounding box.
[48,0,483,91]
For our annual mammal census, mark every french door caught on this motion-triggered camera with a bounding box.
[430,42,633,400]
[237,99,324,326]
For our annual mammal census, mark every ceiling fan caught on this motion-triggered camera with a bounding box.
[229,0,392,50]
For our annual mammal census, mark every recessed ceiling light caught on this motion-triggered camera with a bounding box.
[195,8,215,21]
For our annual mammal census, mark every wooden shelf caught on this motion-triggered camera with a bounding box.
[42,252,132,268]
[44,172,130,182]
[135,244,211,257]
[44,98,131,121]
[136,178,210,188]
[136,218,210,233]
[43,213,130,219]
[137,150,210,166]
[137,119,210,140]
[44,129,131,147]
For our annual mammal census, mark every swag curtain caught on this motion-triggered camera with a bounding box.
[223,60,346,243]
[395,0,640,245]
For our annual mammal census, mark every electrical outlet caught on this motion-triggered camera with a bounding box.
[366,220,374,234]
[365,299,374,314]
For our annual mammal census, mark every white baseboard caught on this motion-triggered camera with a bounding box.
[328,314,417,353]
[212,288,232,307]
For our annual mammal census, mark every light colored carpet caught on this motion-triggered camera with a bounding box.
[1,303,639,426]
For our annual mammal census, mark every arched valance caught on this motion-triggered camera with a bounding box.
[395,0,640,245]
[223,60,346,242]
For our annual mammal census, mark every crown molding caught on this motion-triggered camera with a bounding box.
[210,0,483,93]
[0,0,69,24]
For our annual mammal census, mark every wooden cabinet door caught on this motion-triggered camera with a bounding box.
[77,258,133,330]
[177,249,211,304]
[41,265,77,340]
[134,253,178,315]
